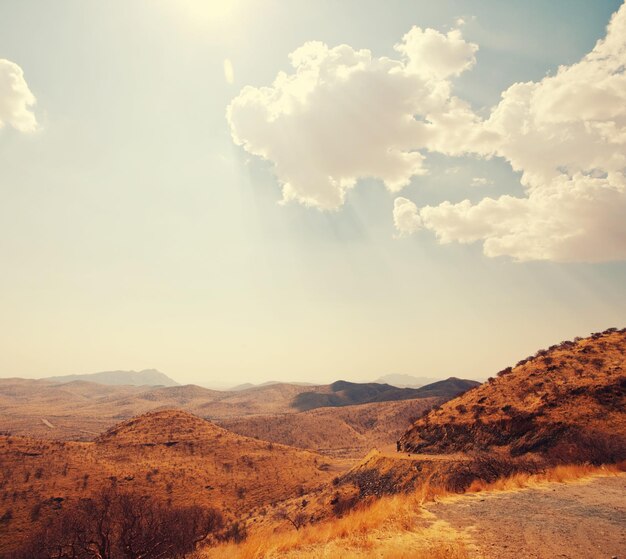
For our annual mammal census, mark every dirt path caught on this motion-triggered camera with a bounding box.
[425,474,626,559]
[378,451,471,462]
[377,444,471,461]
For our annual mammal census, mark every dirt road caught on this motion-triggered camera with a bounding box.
[426,474,626,559]
[378,450,471,462]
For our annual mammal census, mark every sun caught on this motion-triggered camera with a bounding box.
[174,0,240,29]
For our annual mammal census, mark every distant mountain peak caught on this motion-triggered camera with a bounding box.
[45,369,179,387]
[373,374,440,388]
[292,377,479,411]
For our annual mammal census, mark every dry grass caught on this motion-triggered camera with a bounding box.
[465,460,626,493]
[203,461,625,559]
[203,491,469,559]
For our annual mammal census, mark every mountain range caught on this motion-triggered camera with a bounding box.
[45,368,179,387]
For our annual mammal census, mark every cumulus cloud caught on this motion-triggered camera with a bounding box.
[407,2,626,262]
[227,29,478,209]
[0,59,37,133]
[395,26,477,80]
[393,197,422,235]
[228,2,626,262]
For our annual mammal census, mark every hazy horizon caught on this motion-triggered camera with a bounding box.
[2,367,484,387]
[1,1,625,387]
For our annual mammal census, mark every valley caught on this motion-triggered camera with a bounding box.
[0,329,624,558]
[4,2,626,557]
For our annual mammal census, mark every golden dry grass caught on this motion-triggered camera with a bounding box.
[203,461,625,559]
[203,490,469,559]
[464,460,626,493]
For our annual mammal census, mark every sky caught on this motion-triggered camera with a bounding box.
[0,0,625,387]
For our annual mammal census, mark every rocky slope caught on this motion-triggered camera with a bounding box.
[399,328,626,466]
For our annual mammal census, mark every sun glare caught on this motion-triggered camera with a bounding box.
[174,0,240,29]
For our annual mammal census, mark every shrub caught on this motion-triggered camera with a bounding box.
[275,509,308,530]
[544,430,626,466]
[218,520,247,544]
[0,509,13,524]
[30,502,42,521]
[12,487,223,559]
[330,492,359,517]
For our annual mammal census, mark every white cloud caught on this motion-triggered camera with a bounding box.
[393,197,422,235]
[418,174,626,261]
[395,27,477,80]
[227,29,478,209]
[228,2,626,262]
[408,2,626,262]
[0,59,37,133]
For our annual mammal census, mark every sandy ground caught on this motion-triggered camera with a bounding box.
[426,474,626,559]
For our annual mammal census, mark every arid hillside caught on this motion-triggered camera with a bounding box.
[0,410,346,556]
[219,397,440,458]
[313,329,626,511]
[292,378,478,411]
[0,377,477,443]
[1,330,625,558]
[399,327,626,466]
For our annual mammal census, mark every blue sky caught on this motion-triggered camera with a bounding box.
[0,1,624,386]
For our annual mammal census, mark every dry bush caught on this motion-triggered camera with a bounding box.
[443,454,539,493]
[330,491,360,517]
[543,430,626,465]
[10,487,223,559]
[466,461,626,493]
[217,520,247,544]
[274,509,309,530]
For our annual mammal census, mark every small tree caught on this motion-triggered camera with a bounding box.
[275,509,308,530]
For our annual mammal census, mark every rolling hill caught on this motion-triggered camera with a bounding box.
[0,409,346,556]
[398,328,626,466]
[1,330,625,558]
[218,397,440,458]
[291,378,479,411]
[288,328,626,521]
[0,377,478,442]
